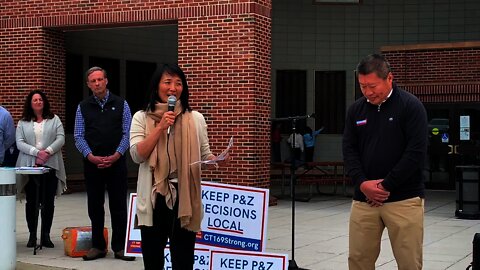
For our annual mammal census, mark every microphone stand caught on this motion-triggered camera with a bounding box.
[271,114,313,270]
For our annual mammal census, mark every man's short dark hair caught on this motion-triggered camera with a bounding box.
[356,54,392,80]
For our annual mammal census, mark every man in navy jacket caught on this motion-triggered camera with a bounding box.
[343,54,427,270]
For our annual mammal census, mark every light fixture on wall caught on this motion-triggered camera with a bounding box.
[313,0,361,4]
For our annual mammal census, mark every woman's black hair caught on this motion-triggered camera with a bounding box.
[145,64,191,113]
[21,90,54,121]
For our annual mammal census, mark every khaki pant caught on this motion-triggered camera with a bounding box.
[348,197,424,270]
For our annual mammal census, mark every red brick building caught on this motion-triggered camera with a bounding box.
[382,42,480,103]
[2,0,480,191]
[0,1,272,188]
[383,42,480,189]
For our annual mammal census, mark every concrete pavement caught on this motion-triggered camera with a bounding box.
[14,185,480,270]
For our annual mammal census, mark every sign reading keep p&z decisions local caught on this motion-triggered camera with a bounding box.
[196,181,269,252]
[125,181,270,255]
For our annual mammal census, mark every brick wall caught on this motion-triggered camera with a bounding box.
[0,27,65,120]
[382,42,480,103]
[180,12,271,185]
[0,0,272,188]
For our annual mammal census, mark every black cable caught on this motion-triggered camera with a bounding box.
[165,130,177,242]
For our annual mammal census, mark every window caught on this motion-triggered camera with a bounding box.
[275,70,307,118]
[314,71,346,134]
[275,70,307,133]
[65,53,84,133]
[126,60,157,114]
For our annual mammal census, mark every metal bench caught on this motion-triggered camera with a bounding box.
[271,161,351,200]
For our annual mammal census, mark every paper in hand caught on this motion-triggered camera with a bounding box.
[191,136,233,165]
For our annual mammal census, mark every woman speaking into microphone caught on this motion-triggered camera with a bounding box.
[129,63,229,270]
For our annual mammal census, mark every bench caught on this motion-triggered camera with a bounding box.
[271,161,351,200]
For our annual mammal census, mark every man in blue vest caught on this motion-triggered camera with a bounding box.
[74,66,135,261]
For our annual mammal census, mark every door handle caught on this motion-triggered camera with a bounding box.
[454,145,459,154]
[448,145,453,155]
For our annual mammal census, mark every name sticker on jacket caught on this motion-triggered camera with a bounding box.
[356,119,367,126]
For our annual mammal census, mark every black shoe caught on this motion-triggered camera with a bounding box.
[82,248,107,261]
[114,250,136,261]
[41,235,54,248]
[27,233,36,248]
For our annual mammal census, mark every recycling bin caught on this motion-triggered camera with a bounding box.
[0,168,16,270]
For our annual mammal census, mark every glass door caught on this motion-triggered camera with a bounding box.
[455,106,480,166]
[425,105,453,189]
[424,104,480,190]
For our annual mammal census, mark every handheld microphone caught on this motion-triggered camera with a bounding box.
[167,95,176,135]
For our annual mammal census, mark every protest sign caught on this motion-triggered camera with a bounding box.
[125,182,270,260]
[210,250,288,270]
[196,181,269,252]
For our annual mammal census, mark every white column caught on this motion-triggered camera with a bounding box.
[0,168,16,270]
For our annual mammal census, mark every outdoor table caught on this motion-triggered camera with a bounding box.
[16,167,51,255]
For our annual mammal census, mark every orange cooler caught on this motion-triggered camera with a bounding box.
[61,226,108,257]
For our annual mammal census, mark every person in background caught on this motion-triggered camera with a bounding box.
[129,64,228,270]
[271,122,282,162]
[74,67,135,261]
[343,54,427,270]
[0,104,15,166]
[287,130,304,162]
[303,125,324,164]
[16,90,66,248]
[3,142,20,167]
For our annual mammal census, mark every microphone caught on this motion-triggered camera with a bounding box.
[167,95,176,135]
